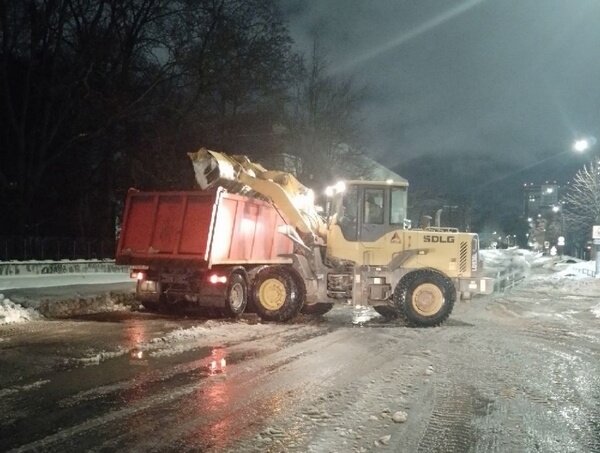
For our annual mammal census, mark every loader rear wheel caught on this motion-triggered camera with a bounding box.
[252,266,304,322]
[373,305,400,320]
[222,273,247,318]
[301,302,334,316]
[394,270,455,327]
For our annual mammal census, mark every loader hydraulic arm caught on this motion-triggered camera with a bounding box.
[188,148,327,243]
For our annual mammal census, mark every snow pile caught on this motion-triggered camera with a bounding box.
[37,292,136,318]
[144,320,274,358]
[482,248,598,280]
[0,294,42,325]
[551,259,596,279]
[0,259,135,321]
[480,247,546,280]
[592,304,600,318]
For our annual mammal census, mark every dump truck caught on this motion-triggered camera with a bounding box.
[116,148,493,326]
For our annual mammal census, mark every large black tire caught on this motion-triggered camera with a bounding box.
[373,305,400,320]
[222,273,248,318]
[394,270,456,327]
[252,266,304,322]
[301,302,334,316]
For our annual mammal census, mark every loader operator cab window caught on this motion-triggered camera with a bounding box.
[338,185,358,241]
[364,188,384,224]
[390,187,408,226]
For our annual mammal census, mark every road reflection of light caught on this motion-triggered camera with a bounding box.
[192,347,233,448]
[122,320,150,433]
[124,320,148,363]
[208,348,227,376]
[124,320,146,348]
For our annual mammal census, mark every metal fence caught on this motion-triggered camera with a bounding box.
[0,237,116,261]
[493,268,527,292]
[574,267,597,278]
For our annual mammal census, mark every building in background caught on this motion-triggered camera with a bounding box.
[522,182,561,218]
[522,181,565,253]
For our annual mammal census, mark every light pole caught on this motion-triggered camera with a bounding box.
[571,137,600,265]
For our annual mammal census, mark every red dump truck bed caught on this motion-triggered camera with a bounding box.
[116,188,294,267]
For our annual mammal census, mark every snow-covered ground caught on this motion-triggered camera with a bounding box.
[2,250,599,452]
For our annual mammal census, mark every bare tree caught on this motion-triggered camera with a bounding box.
[282,40,371,189]
[563,161,600,249]
[127,0,297,189]
[0,0,174,236]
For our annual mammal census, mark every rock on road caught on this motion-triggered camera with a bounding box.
[1,277,599,452]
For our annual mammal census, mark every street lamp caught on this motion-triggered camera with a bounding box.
[573,139,590,153]
[572,136,597,156]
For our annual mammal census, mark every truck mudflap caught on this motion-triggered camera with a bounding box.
[457,276,494,295]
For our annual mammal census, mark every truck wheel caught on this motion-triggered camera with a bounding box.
[252,266,304,322]
[222,273,247,318]
[394,270,455,327]
[373,305,400,320]
[301,303,334,316]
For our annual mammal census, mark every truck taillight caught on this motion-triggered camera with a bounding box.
[208,274,227,284]
[131,271,145,281]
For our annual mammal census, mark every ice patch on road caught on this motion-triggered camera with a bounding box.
[0,379,50,398]
[0,293,41,325]
[75,350,127,365]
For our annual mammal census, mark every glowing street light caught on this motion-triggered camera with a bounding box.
[573,139,590,153]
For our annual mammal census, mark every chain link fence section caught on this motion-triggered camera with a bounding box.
[0,237,116,261]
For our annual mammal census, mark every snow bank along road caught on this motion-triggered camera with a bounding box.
[1,257,599,452]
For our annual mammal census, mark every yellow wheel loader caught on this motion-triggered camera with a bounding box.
[182,148,493,326]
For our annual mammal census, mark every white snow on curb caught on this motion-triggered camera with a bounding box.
[0,379,50,398]
[0,293,42,325]
[591,303,600,318]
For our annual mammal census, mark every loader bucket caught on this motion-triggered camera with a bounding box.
[188,148,235,190]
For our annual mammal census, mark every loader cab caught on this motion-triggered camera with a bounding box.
[331,180,409,243]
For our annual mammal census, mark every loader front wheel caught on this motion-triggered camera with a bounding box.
[394,270,455,327]
[252,266,304,322]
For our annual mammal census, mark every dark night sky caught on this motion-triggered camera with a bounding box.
[280,0,600,189]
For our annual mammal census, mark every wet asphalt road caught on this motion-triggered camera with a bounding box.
[0,278,599,452]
